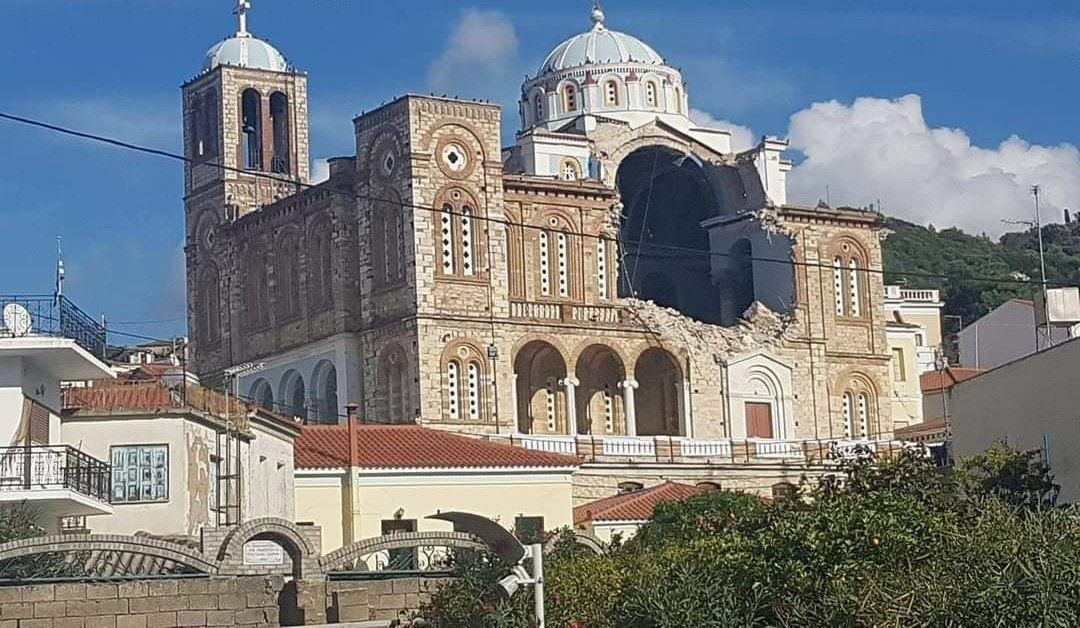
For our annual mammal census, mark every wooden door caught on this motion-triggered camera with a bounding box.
[745,402,774,438]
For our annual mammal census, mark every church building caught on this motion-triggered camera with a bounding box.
[183,2,897,499]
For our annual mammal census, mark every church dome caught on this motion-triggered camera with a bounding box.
[538,4,665,74]
[203,35,288,73]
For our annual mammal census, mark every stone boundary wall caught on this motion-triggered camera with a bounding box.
[0,576,283,628]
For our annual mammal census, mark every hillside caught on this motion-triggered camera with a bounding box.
[881,217,1080,330]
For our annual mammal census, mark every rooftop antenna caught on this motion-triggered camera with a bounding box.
[825,185,831,207]
[234,0,252,37]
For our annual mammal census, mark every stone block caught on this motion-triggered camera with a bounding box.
[22,585,55,602]
[143,612,178,628]
[391,578,420,594]
[94,598,128,615]
[0,621,17,628]
[18,619,52,628]
[83,616,117,628]
[187,594,217,611]
[53,584,86,601]
[115,615,147,628]
[244,593,270,607]
[214,593,245,610]
[146,582,178,597]
[53,618,84,628]
[175,610,206,627]
[204,610,234,626]
[33,601,67,618]
[232,608,271,625]
[177,580,208,596]
[64,599,97,616]
[0,602,32,620]
[333,589,368,607]
[0,588,18,603]
[127,597,159,614]
[85,584,117,600]
[377,593,406,609]
[372,607,403,621]
[156,596,188,612]
[116,582,147,598]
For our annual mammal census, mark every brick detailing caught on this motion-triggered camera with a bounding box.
[0,535,217,575]
[319,530,485,572]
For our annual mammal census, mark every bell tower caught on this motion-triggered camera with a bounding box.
[183,0,310,380]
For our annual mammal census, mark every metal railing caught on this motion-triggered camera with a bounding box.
[0,446,111,503]
[0,295,106,357]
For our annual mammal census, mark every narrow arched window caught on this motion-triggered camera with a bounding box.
[446,360,461,420]
[240,88,262,171]
[832,244,867,318]
[466,361,481,421]
[597,237,609,300]
[842,392,854,439]
[534,94,544,121]
[604,80,620,106]
[857,393,870,438]
[674,87,683,114]
[645,81,658,107]
[198,268,220,345]
[556,232,569,298]
[545,380,557,432]
[539,231,551,296]
[460,206,474,276]
[202,90,218,157]
[848,258,862,317]
[269,92,290,174]
[833,257,845,316]
[563,84,578,113]
[560,159,580,181]
[440,203,456,275]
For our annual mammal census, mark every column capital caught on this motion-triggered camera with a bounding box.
[619,378,639,390]
[561,376,581,388]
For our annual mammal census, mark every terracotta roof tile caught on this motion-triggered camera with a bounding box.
[574,481,704,524]
[920,367,983,393]
[294,425,582,470]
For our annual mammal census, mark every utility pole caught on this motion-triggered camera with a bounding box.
[1002,184,1052,351]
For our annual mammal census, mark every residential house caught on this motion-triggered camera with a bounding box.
[957,299,1071,370]
[573,481,705,542]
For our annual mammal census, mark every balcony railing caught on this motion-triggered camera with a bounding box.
[0,295,106,357]
[0,445,111,503]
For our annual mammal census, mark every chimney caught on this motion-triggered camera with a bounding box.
[346,404,360,468]
[1065,209,1072,225]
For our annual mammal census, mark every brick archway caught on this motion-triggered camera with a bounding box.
[319,531,485,572]
[216,517,322,579]
[0,534,219,577]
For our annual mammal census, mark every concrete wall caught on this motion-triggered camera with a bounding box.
[957,301,1051,370]
[294,472,345,551]
[244,422,296,521]
[951,338,1080,502]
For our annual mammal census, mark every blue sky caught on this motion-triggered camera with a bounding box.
[2,0,1079,342]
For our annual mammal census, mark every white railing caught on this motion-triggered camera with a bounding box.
[899,289,940,302]
[829,440,878,460]
[602,437,655,457]
[515,435,578,456]
[679,439,733,458]
[570,305,621,325]
[509,301,561,320]
[752,439,804,459]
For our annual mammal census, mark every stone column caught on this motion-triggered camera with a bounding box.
[510,373,520,434]
[561,375,580,435]
[678,379,693,438]
[620,379,639,437]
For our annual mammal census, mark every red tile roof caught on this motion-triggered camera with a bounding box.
[894,417,948,442]
[574,482,704,525]
[920,367,983,393]
[294,425,582,470]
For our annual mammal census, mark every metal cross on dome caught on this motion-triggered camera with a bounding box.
[234,0,252,37]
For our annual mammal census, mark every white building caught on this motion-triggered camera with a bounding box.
[884,286,944,426]
[0,296,115,531]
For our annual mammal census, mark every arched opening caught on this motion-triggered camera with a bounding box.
[575,346,626,435]
[240,88,263,171]
[513,341,568,435]
[729,238,755,319]
[202,89,218,158]
[250,378,274,412]
[378,344,410,423]
[308,217,334,308]
[617,146,724,323]
[197,266,221,345]
[634,348,683,436]
[245,245,271,330]
[280,370,307,422]
[274,233,301,320]
[312,361,339,425]
[269,92,290,175]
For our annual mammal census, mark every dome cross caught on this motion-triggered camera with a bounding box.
[591,0,606,30]
[234,0,252,37]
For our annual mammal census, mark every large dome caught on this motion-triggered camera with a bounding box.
[203,35,288,73]
[538,5,664,74]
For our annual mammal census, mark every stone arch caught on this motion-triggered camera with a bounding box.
[827,235,872,320]
[268,91,291,174]
[306,213,334,308]
[239,88,263,171]
[558,77,582,114]
[423,120,489,164]
[0,534,218,576]
[634,347,684,436]
[250,377,274,412]
[514,340,569,435]
[435,185,484,278]
[279,369,308,422]
[440,340,489,422]
[727,352,795,440]
[243,241,271,329]
[311,360,339,425]
[544,531,604,555]
[217,517,321,579]
[534,211,581,300]
[835,369,881,440]
[599,72,625,108]
[196,262,222,346]
[320,531,486,572]
[574,344,627,435]
[273,229,302,321]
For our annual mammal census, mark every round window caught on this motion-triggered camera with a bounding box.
[204,228,216,248]
[382,152,396,175]
[442,143,467,172]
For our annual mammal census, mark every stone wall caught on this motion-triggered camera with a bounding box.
[0,576,283,628]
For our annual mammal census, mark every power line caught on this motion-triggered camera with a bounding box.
[1,110,1071,290]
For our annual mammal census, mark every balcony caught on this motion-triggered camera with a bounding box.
[508,300,628,326]
[490,434,906,466]
[0,295,107,358]
[0,446,113,519]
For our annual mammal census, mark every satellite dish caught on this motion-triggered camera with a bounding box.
[2,303,32,336]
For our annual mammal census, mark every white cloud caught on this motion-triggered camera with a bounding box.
[785,94,1080,235]
[427,9,519,101]
[310,158,330,184]
[689,108,756,153]
[30,97,179,148]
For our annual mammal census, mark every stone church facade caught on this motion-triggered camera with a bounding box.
[184,3,896,497]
